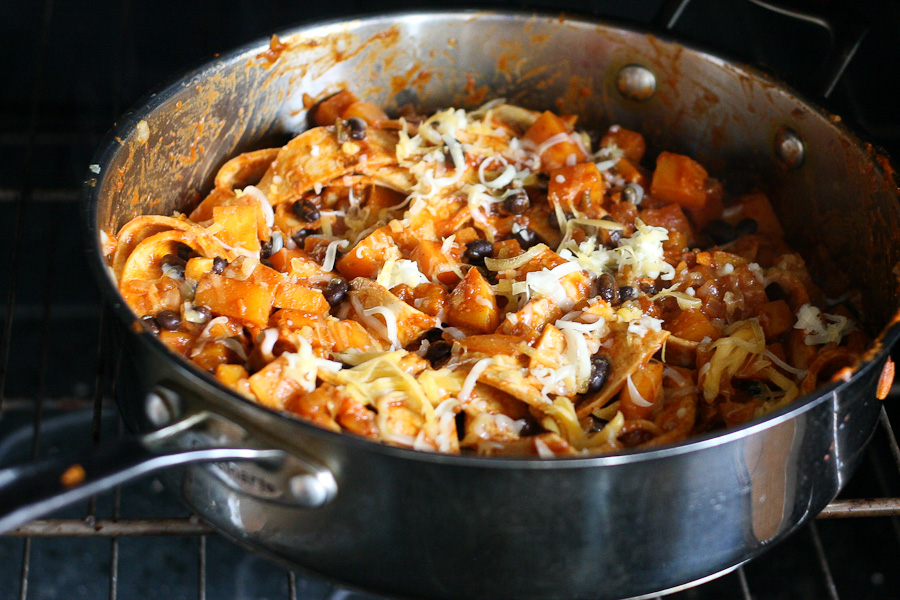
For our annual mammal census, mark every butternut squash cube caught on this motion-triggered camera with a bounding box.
[411,239,462,286]
[446,267,501,334]
[341,101,388,126]
[666,308,721,343]
[248,355,305,410]
[548,162,606,215]
[619,360,664,421]
[600,126,646,162]
[312,90,358,127]
[649,151,710,211]
[194,272,274,327]
[336,226,398,280]
[211,205,261,254]
[524,111,586,173]
[185,257,215,281]
[758,299,795,341]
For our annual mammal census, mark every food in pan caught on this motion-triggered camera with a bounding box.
[104,91,867,456]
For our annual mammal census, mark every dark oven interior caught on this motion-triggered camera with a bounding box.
[2,0,900,599]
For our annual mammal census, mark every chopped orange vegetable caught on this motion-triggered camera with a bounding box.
[666,308,721,343]
[620,360,664,420]
[248,355,305,410]
[758,299,794,341]
[274,283,330,314]
[524,111,586,173]
[336,226,397,279]
[411,239,463,286]
[446,267,501,334]
[367,185,407,211]
[732,192,784,238]
[548,162,605,215]
[600,126,646,162]
[211,205,261,254]
[195,272,274,327]
[649,151,710,211]
[312,90,358,126]
[613,157,648,187]
[267,247,303,272]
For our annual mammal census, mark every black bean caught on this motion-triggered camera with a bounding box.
[585,415,607,434]
[704,219,738,245]
[517,415,541,437]
[513,226,538,249]
[765,282,787,302]
[292,199,321,223]
[597,272,620,305]
[640,281,658,296]
[260,238,274,259]
[735,217,758,236]
[547,211,561,230]
[464,239,494,264]
[425,340,452,366]
[323,278,350,307]
[155,309,182,331]
[423,327,444,343]
[586,355,611,394]
[212,256,227,274]
[502,190,530,215]
[291,228,317,246]
[141,315,160,335]
[346,117,367,140]
[193,305,213,323]
[735,379,764,397]
[618,285,638,302]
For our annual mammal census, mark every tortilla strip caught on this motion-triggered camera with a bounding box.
[348,278,439,348]
[112,215,209,279]
[214,147,280,191]
[119,229,233,285]
[256,127,406,206]
[476,360,548,408]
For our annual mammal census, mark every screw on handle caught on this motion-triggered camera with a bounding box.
[652,0,868,98]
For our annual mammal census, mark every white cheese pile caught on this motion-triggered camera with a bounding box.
[560,218,675,282]
[794,303,853,346]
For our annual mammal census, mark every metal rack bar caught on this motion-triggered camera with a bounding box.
[736,566,752,599]
[818,498,900,518]
[198,534,207,600]
[18,538,31,600]
[4,518,215,537]
[808,522,839,600]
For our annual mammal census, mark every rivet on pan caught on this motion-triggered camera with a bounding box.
[289,470,337,508]
[145,386,183,427]
[616,65,656,102]
[774,127,805,170]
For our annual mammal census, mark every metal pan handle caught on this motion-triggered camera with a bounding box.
[653,0,868,98]
[0,428,279,534]
[0,391,339,534]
